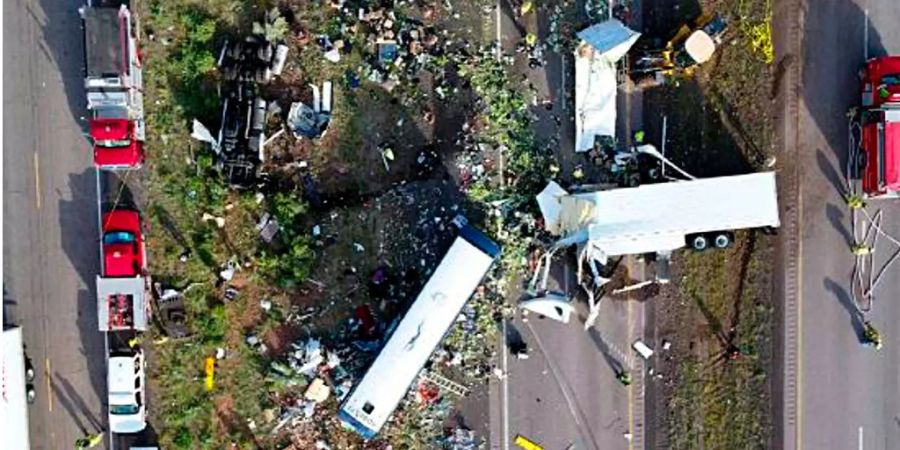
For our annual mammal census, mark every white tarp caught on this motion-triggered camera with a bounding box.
[574,20,641,153]
[536,181,569,235]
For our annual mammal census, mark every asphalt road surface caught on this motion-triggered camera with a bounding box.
[787,0,900,449]
[487,4,648,450]
[3,0,109,448]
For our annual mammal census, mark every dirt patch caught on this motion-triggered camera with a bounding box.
[639,0,778,448]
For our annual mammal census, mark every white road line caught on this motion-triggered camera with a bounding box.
[33,152,41,210]
[858,426,864,450]
[495,0,504,187]
[560,55,567,112]
[495,0,502,61]
[863,9,869,60]
[525,321,584,428]
[501,318,510,450]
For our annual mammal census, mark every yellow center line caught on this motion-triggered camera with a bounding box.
[45,358,53,412]
[33,152,41,210]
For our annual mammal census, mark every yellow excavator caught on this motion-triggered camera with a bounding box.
[632,13,727,78]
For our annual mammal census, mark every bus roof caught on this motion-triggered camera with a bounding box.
[339,229,498,437]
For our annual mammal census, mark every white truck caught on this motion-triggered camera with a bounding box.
[2,327,33,450]
[107,345,146,434]
[97,277,149,433]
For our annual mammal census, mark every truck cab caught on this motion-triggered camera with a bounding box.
[83,2,145,169]
[858,56,900,198]
[91,118,143,169]
[108,349,146,433]
[101,209,145,278]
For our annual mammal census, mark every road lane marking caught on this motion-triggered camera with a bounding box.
[560,55,567,113]
[33,152,41,210]
[525,320,602,450]
[796,188,804,450]
[45,358,52,412]
[501,318,510,450]
[858,426,864,450]
[863,9,869,60]
[627,282,635,450]
[496,0,502,58]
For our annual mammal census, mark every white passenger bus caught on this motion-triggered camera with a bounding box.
[338,221,500,438]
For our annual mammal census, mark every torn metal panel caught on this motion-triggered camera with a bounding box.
[574,20,641,153]
[535,181,568,235]
[288,82,333,139]
[519,294,574,324]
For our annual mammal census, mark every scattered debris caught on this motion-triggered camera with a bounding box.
[287,81,333,139]
[304,377,331,403]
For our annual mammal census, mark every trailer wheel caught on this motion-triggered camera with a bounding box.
[689,234,709,251]
[713,232,733,249]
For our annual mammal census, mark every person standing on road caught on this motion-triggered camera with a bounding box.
[75,431,104,449]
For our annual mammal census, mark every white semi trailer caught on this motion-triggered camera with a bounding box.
[538,171,781,258]
[535,172,780,327]
[2,327,32,450]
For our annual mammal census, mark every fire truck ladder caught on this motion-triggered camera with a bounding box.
[420,370,469,397]
[845,114,900,314]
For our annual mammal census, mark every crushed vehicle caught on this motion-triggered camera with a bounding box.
[81,0,145,169]
[535,168,780,326]
[852,56,900,198]
[339,218,500,439]
[190,10,291,188]
[195,40,283,186]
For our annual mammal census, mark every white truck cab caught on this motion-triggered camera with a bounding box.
[108,350,146,433]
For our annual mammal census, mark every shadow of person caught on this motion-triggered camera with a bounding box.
[823,277,866,342]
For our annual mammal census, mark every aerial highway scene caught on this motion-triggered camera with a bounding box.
[2,0,898,449]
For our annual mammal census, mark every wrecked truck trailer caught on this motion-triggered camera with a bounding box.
[338,219,500,439]
[538,172,781,259]
[574,19,641,153]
